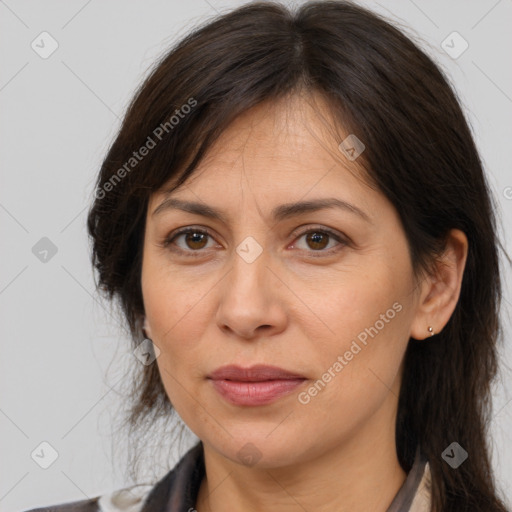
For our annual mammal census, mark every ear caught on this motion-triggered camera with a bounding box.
[143,316,152,340]
[410,229,468,340]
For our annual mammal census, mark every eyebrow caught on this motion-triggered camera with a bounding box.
[152,197,371,223]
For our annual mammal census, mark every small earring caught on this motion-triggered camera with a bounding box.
[428,326,435,337]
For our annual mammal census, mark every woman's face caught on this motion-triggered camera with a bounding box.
[141,94,424,468]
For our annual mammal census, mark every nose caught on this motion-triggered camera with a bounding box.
[215,245,288,340]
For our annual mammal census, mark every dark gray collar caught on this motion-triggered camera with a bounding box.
[386,447,428,512]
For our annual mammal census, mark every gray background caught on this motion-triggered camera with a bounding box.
[1,0,511,510]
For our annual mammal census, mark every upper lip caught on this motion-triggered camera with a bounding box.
[208,364,305,382]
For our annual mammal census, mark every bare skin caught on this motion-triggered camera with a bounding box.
[141,92,468,512]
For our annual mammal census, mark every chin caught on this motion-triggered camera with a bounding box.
[204,430,313,469]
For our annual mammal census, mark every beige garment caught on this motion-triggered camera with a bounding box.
[409,462,432,512]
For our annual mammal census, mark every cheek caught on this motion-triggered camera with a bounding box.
[141,267,211,420]
[300,263,407,348]
[142,245,205,328]
[141,259,234,409]
[296,261,412,404]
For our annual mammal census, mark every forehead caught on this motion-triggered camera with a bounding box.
[151,93,375,208]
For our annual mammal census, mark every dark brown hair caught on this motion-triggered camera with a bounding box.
[87,1,509,510]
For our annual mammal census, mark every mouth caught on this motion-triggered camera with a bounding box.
[207,364,307,406]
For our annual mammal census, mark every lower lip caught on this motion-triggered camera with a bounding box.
[210,378,306,406]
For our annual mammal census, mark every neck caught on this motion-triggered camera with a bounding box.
[195,396,407,512]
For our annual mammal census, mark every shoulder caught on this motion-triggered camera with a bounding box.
[21,483,154,512]
[20,496,100,512]
[21,442,203,512]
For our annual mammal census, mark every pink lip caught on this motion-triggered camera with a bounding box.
[208,364,306,406]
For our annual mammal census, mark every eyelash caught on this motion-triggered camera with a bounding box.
[161,225,348,258]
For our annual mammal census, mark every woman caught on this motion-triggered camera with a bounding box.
[24,1,509,511]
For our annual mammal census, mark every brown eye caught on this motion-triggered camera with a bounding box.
[163,227,217,255]
[292,227,347,256]
[182,231,209,250]
[305,231,330,250]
